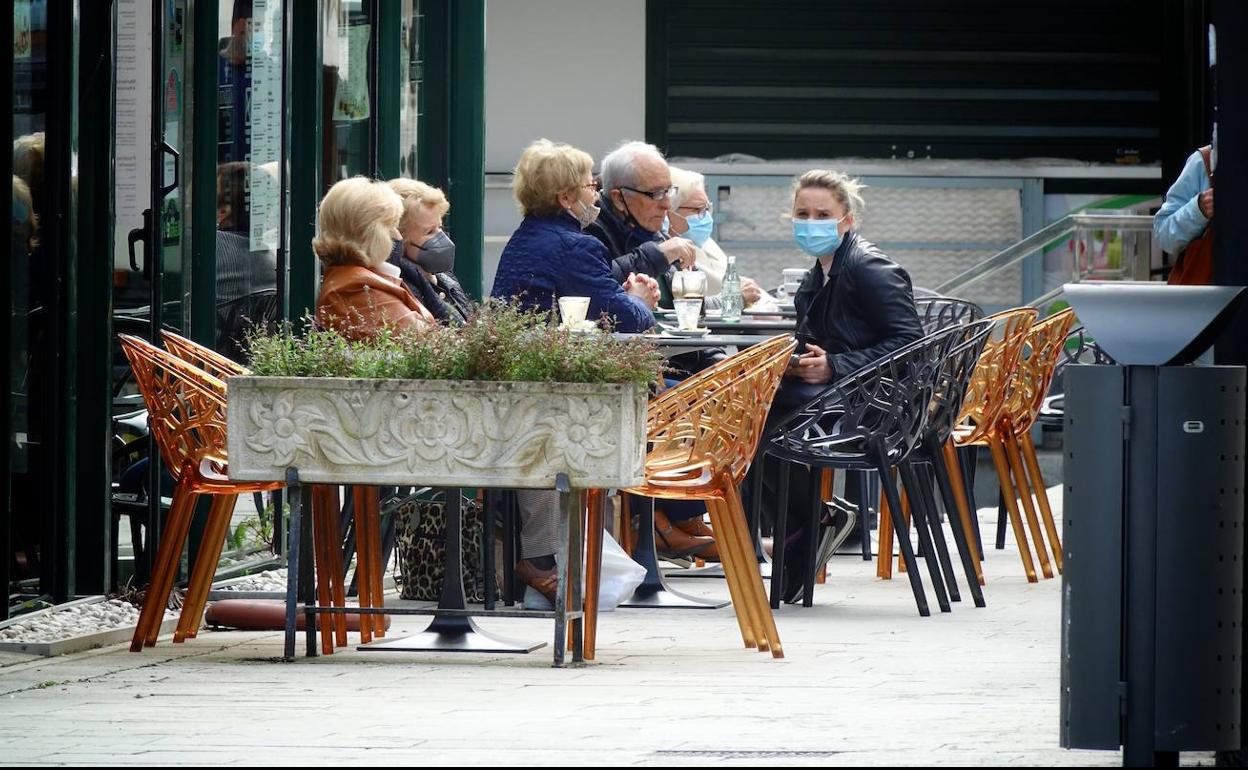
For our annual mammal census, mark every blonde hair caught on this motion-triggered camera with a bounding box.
[512,138,594,217]
[313,177,402,268]
[386,178,450,232]
[793,169,866,220]
[669,167,707,209]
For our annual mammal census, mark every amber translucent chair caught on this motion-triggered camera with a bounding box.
[118,334,284,651]
[159,331,377,654]
[991,307,1077,577]
[951,308,1071,583]
[613,334,797,658]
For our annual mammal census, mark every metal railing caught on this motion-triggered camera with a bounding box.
[933,213,1157,310]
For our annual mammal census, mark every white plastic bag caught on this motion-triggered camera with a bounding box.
[528,531,645,612]
[597,531,646,612]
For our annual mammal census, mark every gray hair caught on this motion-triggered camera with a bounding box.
[668,167,706,209]
[600,140,667,193]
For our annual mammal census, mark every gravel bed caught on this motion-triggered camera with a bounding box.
[0,599,174,644]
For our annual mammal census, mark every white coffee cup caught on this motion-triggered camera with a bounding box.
[558,296,591,326]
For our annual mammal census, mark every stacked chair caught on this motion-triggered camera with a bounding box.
[118,334,284,651]
[761,324,970,615]
[951,308,1076,582]
[607,334,797,657]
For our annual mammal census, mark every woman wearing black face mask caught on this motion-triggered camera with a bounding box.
[386,179,474,324]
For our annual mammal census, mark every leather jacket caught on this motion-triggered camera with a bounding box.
[793,231,923,380]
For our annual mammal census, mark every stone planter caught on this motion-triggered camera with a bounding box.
[226,377,647,489]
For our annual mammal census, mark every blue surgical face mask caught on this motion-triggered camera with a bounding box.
[793,218,843,257]
[683,211,714,247]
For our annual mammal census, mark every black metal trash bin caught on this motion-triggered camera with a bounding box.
[1060,283,1247,765]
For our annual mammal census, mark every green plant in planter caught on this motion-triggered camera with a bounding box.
[245,301,665,386]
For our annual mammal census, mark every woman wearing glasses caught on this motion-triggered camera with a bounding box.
[491,138,662,606]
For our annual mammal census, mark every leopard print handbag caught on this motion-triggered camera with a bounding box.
[394,492,485,602]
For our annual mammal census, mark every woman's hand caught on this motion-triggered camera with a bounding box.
[794,342,834,384]
[626,272,661,309]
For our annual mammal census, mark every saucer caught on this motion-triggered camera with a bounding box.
[661,327,711,337]
[558,320,599,333]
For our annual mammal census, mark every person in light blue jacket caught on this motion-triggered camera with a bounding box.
[1154,145,1214,256]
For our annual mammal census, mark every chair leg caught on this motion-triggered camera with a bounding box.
[896,480,913,573]
[1000,428,1053,579]
[351,487,374,643]
[898,462,951,613]
[986,437,1039,582]
[856,470,872,562]
[132,485,197,651]
[583,489,605,661]
[1019,433,1063,573]
[724,482,783,658]
[768,460,791,609]
[174,494,237,642]
[815,469,834,583]
[364,489,386,635]
[311,488,336,655]
[914,463,961,603]
[706,497,757,650]
[871,448,929,617]
[942,439,984,585]
[319,486,348,647]
[802,470,822,608]
[876,480,894,579]
[957,443,984,553]
[929,446,986,608]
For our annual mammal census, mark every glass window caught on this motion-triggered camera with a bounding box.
[398,0,420,178]
[323,0,374,189]
[214,0,284,361]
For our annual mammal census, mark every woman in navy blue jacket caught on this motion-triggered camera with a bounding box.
[489,139,658,605]
[492,139,658,333]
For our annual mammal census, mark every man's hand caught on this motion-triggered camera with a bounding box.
[740,276,764,305]
[625,272,661,309]
[1199,188,1214,219]
[794,342,834,385]
[658,237,698,270]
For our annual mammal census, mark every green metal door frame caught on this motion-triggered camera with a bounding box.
[446,0,484,298]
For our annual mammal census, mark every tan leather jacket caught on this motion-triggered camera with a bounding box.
[316,265,435,339]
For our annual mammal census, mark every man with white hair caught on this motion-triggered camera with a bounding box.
[589,141,697,303]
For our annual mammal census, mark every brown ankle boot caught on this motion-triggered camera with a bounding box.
[654,509,719,562]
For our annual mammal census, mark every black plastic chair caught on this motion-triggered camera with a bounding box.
[914,297,985,334]
[895,318,995,610]
[762,324,966,615]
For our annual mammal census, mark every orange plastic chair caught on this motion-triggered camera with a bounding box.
[994,307,1077,576]
[159,331,378,654]
[616,334,797,658]
[952,308,1076,582]
[118,334,283,651]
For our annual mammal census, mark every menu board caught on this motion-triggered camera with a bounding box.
[249,0,283,252]
[113,0,153,270]
[332,24,371,121]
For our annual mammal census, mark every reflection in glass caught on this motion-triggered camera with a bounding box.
[399,0,421,178]
[323,0,373,189]
[216,0,282,361]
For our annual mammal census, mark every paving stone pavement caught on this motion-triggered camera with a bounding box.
[0,489,1217,766]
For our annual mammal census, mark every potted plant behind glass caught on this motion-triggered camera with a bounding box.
[224,302,661,664]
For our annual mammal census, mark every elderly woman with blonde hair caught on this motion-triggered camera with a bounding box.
[314,177,436,339]
[490,138,659,606]
[492,138,658,331]
[385,178,473,324]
